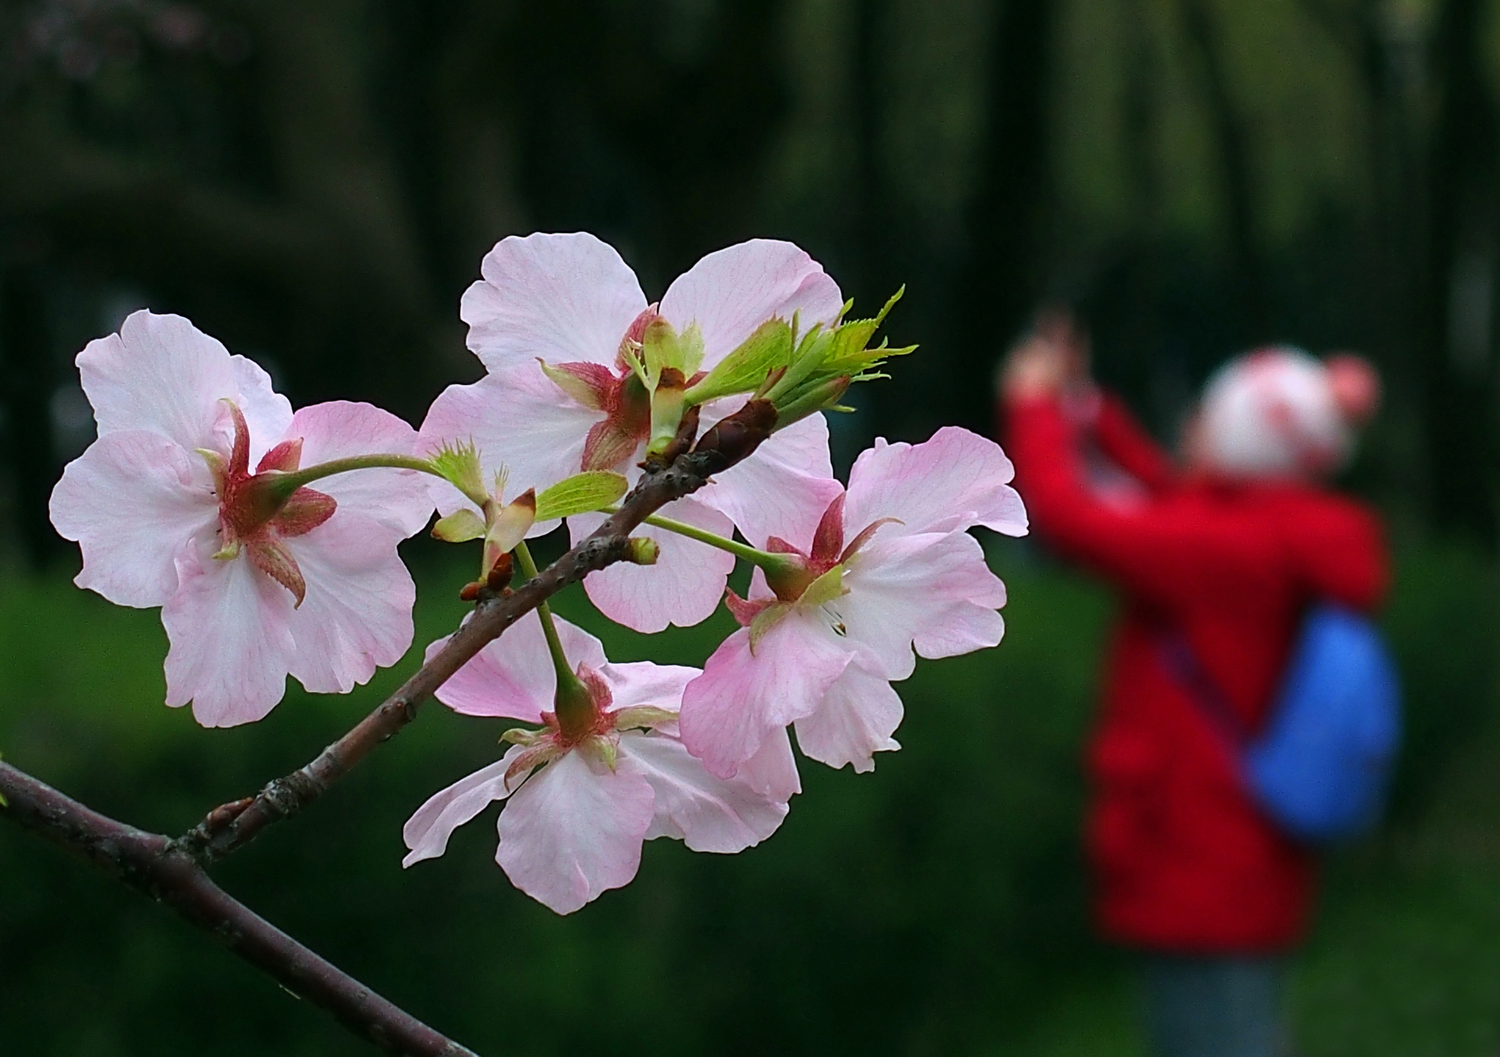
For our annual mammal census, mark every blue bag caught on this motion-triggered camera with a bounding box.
[1162,603,1402,843]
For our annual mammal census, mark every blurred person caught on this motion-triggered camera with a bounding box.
[998,315,1388,1057]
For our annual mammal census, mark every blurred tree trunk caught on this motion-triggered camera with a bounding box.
[1422,0,1499,544]
[1177,0,1270,343]
[1302,0,1498,542]
[954,0,1061,435]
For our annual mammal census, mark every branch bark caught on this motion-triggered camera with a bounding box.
[0,411,771,1053]
[184,434,758,863]
[0,761,481,1057]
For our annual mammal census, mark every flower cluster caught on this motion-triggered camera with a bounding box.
[49,233,1027,913]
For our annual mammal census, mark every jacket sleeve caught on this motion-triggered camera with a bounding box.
[1003,396,1231,608]
[1093,392,1176,494]
[1289,496,1389,612]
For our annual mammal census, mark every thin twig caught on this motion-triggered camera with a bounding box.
[0,761,481,1057]
[183,436,757,864]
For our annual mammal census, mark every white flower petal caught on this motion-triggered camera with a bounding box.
[736,724,802,802]
[78,311,292,458]
[229,354,294,463]
[461,232,647,372]
[49,431,218,608]
[625,731,788,851]
[570,498,736,632]
[162,540,297,728]
[496,749,656,915]
[845,425,1028,538]
[601,661,699,713]
[659,239,843,368]
[283,513,417,695]
[419,366,596,521]
[80,311,236,448]
[678,610,856,780]
[428,613,607,722]
[913,602,1006,660]
[402,750,525,867]
[834,530,1000,681]
[289,401,432,537]
[794,664,904,773]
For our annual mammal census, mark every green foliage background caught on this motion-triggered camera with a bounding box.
[1,539,1495,1056]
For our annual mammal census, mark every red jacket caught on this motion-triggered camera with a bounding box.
[1004,394,1388,951]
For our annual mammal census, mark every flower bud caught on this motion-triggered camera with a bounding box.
[624,537,661,565]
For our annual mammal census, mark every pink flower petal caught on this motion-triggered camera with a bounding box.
[845,426,1028,539]
[732,724,801,802]
[836,530,1001,681]
[461,233,647,373]
[80,310,291,456]
[600,661,700,714]
[659,239,843,368]
[625,731,788,851]
[288,401,432,537]
[570,498,736,632]
[496,749,656,914]
[162,540,297,728]
[693,407,841,548]
[419,366,597,520]
[49,431,218,608]
[402,750,524,867]
[428,613,607,722]
[794,664,903,773]
[679,611,856,779]
[228,354,296,465]
[912,603,1007,660]
[282,513,417,695]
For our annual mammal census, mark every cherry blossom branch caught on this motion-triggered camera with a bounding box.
[184,422,767,864]
[0,760,480,1057]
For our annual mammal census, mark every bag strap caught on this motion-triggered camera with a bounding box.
[1157,633,1251,747]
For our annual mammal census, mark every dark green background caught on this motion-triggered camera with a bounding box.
[4,1,1500,1052]
[2,540,1496,1055]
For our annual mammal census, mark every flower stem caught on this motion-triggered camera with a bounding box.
[633,512,788,569]
[278,453,438,486]
[514,542,592,736]
[265,453,491,512]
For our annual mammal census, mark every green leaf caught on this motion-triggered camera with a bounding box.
[684,317,795,405]
[762,323,832,403]
[429,440,489,507]
[534,471,630,521]
[761,287,912,418]
[431,508,486,543]
[643,318,704,381]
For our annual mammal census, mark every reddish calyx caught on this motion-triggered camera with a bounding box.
[540,304,713,473]
[204,402,336,606]
[725,493,899,625]
[546,664,617,745]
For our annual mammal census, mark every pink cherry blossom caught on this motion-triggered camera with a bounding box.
[402,613,788,915]
[49,310,433,727]
[422,232,845,632]
[679,426,1028,778]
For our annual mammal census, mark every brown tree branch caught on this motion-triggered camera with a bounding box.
[183,422,766,864]
[0,760,481,1057]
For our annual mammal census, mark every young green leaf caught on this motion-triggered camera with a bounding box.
[534,471,631,521]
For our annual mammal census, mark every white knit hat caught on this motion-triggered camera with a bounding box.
[1198,346,1354,478]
